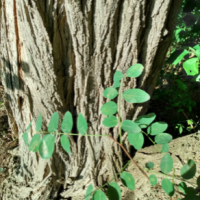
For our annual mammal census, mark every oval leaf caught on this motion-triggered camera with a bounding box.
[107,182,121,200]
[102,116,118,128]
[160,154,173,173]
[36,114,42,132]
[48,112,59,132]
[162,143,169,153]
[179,182,187,194]
[113,71,124,82]
[134,113,156,128]
[197,176,200,188]
[92,190,107,200]
[39,134,55,159]
[123,89,150,103]
[77,113,88,135]
[29,134,41,152]
[60,135,71,154]
[185,187,196,196]
[61,111,73,133]
[85,184,93,200]
[155,133,172,145]
[120,172,135,191]
[181,159,196,180]
[23,132,29,146]
[145,162,154,170]
[25,120,33,131]
[122,120,141,133]
[128,132,144,150]
[103,87,118,100]
[183,57,199,76]
[149,174,157,186]
[126,64,144,78]
[161,178,175,197]
[147,122,168,135]
[113,81,121,88]
[100,101,118,116]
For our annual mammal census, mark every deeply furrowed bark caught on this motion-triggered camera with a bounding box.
[0,0,182,199]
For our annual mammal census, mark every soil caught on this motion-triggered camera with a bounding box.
[0,76,18,187]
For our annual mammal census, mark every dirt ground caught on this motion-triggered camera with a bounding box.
[0,76,18,186]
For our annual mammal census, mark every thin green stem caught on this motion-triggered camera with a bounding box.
[142,131,162,153]
[142,168,196,186]
[118,76,125,144]
[34,130,110,137]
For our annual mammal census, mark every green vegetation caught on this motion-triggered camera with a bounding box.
[23,63,200,199]
[20,0,200,199]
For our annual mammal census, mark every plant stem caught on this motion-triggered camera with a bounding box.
[142,131,162,153]
[181,110,196,131]
[34,131,109,137]
[118,76,125,144]
[109,135,149,181]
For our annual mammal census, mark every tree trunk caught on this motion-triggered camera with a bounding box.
[0,0,182,199]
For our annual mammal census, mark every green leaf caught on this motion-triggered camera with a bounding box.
[187,119,193,125]
[85,184,93,200]
[182,195,200,200]
[77,114,88,135]
[145,162,154,170]
[123,89,150,103]
[134,113,156,128]
[120,172,135,191]
[161,179,175,197]
[39,134,55,159]
[178,182,187,194]
[100,101,118,116]
[122,120,141,133]
[155,133,172,144]
[103,87,119,100]
[0,168,3,172]
[194,74,200,82]
[160,154,173,173]
[60,135,71,154]
[61,111,73,133]
[25,120,33,131]
[175,79,187,91]
[102,116,118,127]
[92,190,107,200]
[23,132,29,146]
[183,58,199,76]
[36,114,42,132]
[161,143,169,153]
[113,81,121,88]
[48,112,59,132]
[194,49,200,60]
[179,126,183,134]
[181,159,196,179]
[113,71,124,82]
[193,44,200,50]
[172,49,189,66]
[149,174,157,186]
[107,182,121,200]
[128,132,144,150]
[197,176,200,188]
[185,187,196,196]
[29,134,41,152]
[126,64,144,78]
[147,122,168,135]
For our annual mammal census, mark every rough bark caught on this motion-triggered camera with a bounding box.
[0,0,183,199]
